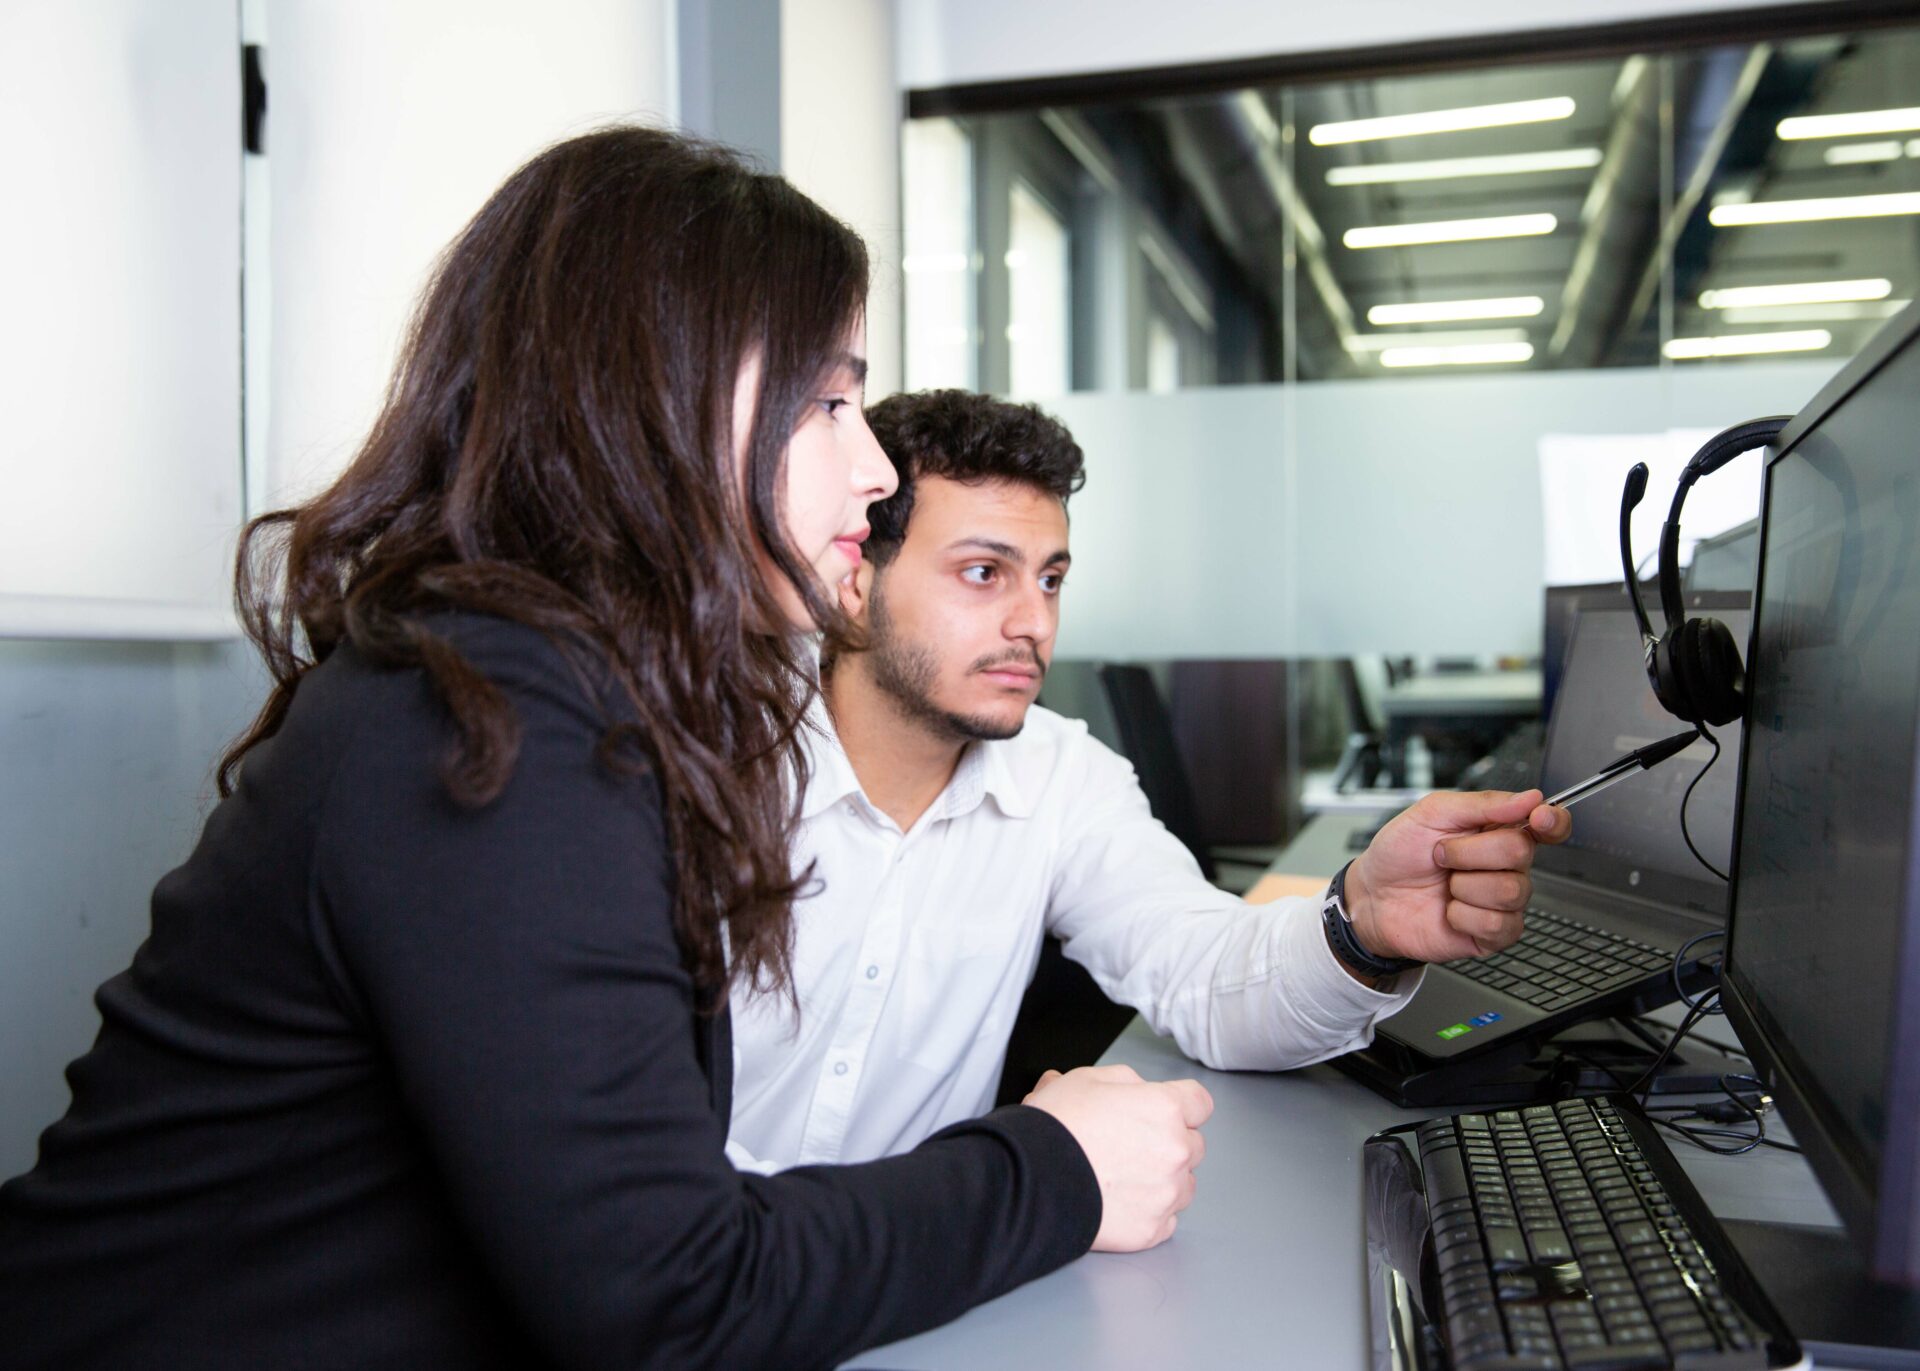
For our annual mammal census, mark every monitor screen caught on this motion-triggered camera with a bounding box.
[1542,582,1611,724]
[1542,581,1658,725]
[1687,517,1759,594]
[1535,599,1747,912]
[1727,305,1920,1282]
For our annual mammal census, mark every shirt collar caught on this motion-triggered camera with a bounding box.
[796,697,1036,823]
[798,702,865,820]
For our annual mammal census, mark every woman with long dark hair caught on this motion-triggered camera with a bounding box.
[0,127,1207,1368]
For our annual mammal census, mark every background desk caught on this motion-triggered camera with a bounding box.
[1381,668,1542,786]
[850,809,1848,1370]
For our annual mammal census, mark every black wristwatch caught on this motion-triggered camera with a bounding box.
[1321,859,1423,979]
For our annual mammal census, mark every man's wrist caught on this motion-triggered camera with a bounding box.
[1320,859,1422,985]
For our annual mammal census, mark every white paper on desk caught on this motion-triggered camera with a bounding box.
[1537,430,1761,586]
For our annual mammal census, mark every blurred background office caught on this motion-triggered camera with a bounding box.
[3,0,1917,1178]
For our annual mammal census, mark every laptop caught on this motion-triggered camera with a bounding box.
[1357,590,1750,1073]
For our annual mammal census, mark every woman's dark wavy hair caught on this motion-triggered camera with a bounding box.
[218,125,867,1001]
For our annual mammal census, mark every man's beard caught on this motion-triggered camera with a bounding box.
[865,582,1041,744]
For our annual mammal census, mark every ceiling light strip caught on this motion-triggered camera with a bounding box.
[1378,342,1535,368]
[1663,330,1832,359]
[1325,148,1602,186]
[1777,107,1920,140]
[1368,296,1545,325]
[1310,97,1575,147]
[1344,328,1531,351]
[1716,301,1908,325]
[1708,192,1920,226]
[1344,213,1557,249]
[1823,141,1905,166]
[1699,279,1891,308]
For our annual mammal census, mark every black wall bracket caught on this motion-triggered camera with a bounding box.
[243,44,266,154]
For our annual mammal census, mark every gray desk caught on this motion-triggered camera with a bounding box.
[850,1020,1837,1369]
[851,811,1849,1370]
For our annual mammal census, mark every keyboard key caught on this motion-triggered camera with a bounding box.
[1453,1354,1563,1371]
[1449,1306,1505,1349]
[1562,1344,1667,1369]
[1423,1145,1470,1205]
[1527,1229,1573,1263]
[1484,1226,1529,1268]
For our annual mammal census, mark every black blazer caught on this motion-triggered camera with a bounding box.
[0,615,1099,1369]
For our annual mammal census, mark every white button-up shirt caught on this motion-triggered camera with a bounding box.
[726,704,1421,1170]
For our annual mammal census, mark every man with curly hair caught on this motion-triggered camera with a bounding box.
[726,390,1569,1171]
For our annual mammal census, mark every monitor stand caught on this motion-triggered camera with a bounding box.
[1338,1016,1748,1109]
[1722,1218,1920,1369]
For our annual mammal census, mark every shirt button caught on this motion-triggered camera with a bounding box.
[834,1061,849,1076]
[865,964,880,980]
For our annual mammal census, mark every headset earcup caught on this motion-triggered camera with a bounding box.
[1648,632,1693,722]
[1676,618,1745,726]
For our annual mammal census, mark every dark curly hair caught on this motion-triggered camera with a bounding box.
[862,390,1085,566]
[219,126,868,1002]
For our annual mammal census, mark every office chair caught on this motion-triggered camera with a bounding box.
[1096,663,1220,882]
[994,936,1135,1107]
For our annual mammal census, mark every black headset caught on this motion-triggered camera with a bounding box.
[1618,415,1791,728]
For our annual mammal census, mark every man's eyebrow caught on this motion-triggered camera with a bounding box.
[840,353,869,385]
[947,537,1026,565]
[946,540,1073,569]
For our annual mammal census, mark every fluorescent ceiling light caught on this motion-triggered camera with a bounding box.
[1699,279,1891,308]
[1824,141,1905,165]
[1309,97,1574,146]
[1663,330,1832,360]
[1326,148,1602,185]
[902,252,970,273]
[1379,342,1535,368]
[1344,213,1557,249]
[1368,296,1545,325]
[1708,192,1920,226]
[1345,328,1530,351]
[1718,301,1908,325]
[1777,107,1920,140]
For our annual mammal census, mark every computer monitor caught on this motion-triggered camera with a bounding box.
[1541,580,1660,725]
[1687,517,1760,595]
[1539,594,1749,903]
[1542,582,1610,724]
[1723,299,1920,1291]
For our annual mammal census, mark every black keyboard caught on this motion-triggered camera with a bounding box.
[1415,1096,1795,1369]
[1458,720,1546,794]
[1446,910,1673,1013]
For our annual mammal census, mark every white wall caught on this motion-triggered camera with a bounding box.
[0,1,242,639]
[782,0,903,398]
[265,0,674,504]
[0,0,678,1183]
[898,0,1856,89]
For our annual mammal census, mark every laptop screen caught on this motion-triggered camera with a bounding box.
[1532,595,1749,919]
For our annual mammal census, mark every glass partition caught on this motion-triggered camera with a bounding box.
[902,16,1920,846]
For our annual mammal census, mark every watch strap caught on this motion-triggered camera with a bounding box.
[1321,859,1423,978]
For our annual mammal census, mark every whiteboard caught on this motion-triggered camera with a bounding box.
[0,1,243,640]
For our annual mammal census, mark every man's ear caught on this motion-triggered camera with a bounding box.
[838,559,876,621]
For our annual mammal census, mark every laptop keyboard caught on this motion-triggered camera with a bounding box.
[1420,1097,1780,1369]
[1445,909,1673,1013]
